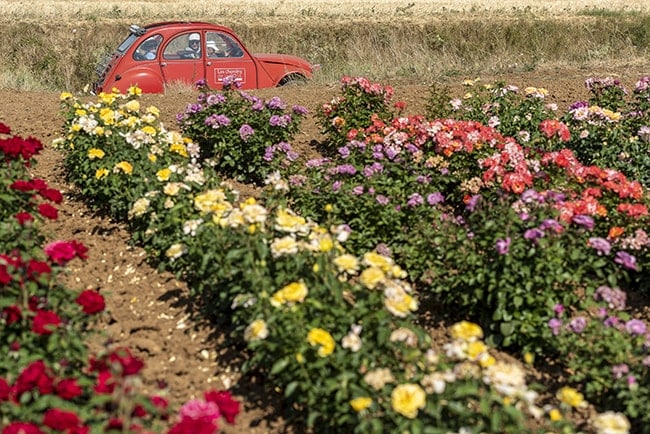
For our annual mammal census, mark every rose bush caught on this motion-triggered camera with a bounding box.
[175,78,308,185]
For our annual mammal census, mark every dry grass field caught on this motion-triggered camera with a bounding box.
[2,0,650,22]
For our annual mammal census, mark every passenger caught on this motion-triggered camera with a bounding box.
[206,41,221,58]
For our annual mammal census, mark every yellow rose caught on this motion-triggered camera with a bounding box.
[450,320,483,342]
[280,281,308,303]
[114,161,133,175]
[95,168,108,179]
[350,397,372,412]
[124,99,140,112]
[156,168,172,182]
[307,328,335,357]
[391,383,426,419]
[548,408,562,422]
[244,319,269,341]
[333,254,360,275]
[359,266,385,289]
[556,386,585,408]
[88,148,105,160]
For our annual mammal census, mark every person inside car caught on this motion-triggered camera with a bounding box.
[206,40,222,58]
[185,33,201,58]
[135,36,160,60]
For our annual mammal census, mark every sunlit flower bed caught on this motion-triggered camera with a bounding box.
[53,78,649,433]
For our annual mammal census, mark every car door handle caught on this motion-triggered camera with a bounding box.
[206,61,212,66]
[160,62,167,67]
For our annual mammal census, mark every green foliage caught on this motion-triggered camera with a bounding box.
[550,288,650,432]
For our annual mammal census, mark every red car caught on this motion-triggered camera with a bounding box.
[93,21,320,94]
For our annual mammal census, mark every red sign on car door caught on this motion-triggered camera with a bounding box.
[204,30,257,89]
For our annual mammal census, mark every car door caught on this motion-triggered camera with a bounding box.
[160,32,205,87]
[204,31,258,89]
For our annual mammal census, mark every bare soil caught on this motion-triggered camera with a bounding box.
[1,67,648,432]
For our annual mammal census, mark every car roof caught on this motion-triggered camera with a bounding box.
[142,21,235,34]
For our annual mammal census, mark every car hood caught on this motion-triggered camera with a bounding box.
[253,53,319,73]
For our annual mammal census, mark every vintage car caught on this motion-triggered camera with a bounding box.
[93,21,320,94]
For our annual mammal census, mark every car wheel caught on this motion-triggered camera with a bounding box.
[278,73,307,87]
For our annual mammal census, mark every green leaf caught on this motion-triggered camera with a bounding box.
[270,357,290,375]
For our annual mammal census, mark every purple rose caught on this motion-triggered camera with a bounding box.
[465,194,481,212]
[427,192,445,205]
[572,214,595,231]
[568,316,587,333]
[614,251,638,271]
[588,237,611,255]
[266,96,287,110]
[495,237,511,255]
[524,228,544,242]
[548,318,562,336]
[407,193,424,207]
[239,124,254,142]
[625,319,647,335]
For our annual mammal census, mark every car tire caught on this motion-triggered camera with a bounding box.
[278,73,307,87]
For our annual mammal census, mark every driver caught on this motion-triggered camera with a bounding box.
[186,33,201,58]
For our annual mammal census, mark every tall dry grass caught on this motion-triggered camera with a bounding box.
[0,1,649,91]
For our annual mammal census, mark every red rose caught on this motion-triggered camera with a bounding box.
[30,179,47,191]
[38,203,58,220]
[109,347,144,376]
[132,404,148,417]
[94,370,115,394]
[15,211,34,225]
[1,422,44,434]
[32,310,62,335]
[168,418,217,434]
[43,408,81,430]
[9,180,35,192]
[204,390,241,424]
[0,122,11,134]
[151,395,169,412]
[14,360,54,397]
[3,305,22,325]
[0,377,11,401]
[40,188,63,204]
[44,240,76,265]
[105,418,123,431]
[27,260,51,280]
[55,378,83,400]
[0,265,11,285]
[76,289,105,314]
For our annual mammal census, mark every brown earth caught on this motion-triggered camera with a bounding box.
[1,67,648,433]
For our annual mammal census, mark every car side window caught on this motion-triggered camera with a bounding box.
[163,33,202,60]
[206,32,244,58]
[133,35,162,61]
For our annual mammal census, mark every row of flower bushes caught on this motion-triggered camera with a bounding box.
[0,122,240,433]
[53,77,645,433]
